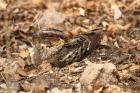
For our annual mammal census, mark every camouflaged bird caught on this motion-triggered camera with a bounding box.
[40,28,102,67]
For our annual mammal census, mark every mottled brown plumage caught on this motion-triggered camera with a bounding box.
[44,30,102,67]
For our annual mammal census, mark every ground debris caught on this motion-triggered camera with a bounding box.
[0,0,139,93]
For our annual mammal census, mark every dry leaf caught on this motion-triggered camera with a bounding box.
[76,0,86,7]
[0,58,6,71]
[33,79,49,93]
[39,60,52,73]
[79,8,85,16]
[92,83,104,93]
[104,85,129,93]
[20,81,32,92]
[28,69,38,77]
[0,0,7,10]
[119,70,130,79]
[19,49,29,58]
[102,21,109,27]
[129,64,140,72]
[31,0,45,7]
[107,24,118,33]
[16,58,26,69]
[111,4,122,20]
[129,0,140,10]
[16,68,28,77]
[51,87,62,93]
[85,1,96,10]
[116,23,132,30]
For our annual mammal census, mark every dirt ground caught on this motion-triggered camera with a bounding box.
[0,0,140,93]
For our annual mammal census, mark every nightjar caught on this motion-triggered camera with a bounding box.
[42,29,102,67]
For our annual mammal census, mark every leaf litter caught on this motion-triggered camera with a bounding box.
[0,0,140,93]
